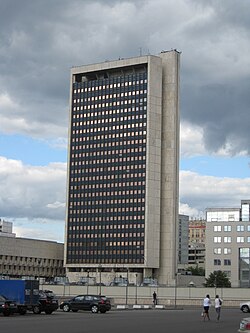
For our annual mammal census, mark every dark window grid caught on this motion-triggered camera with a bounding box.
[71,133,146,144]
[71,119,147,130]
[73,88,148,98]
[70,112,147,126]
[71,149,147,158]
[70,143,147,154]
[72,91,148,102]
[67,213,145,221]
[69,146,147,155]
[73,74,147,88]
[69,159,146,168]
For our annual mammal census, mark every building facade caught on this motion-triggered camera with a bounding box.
[65,51,180,285]
[0,219,16,238]
[0,236,65,280]
[178,215,189,265]
[189,219,206,244]
[205,200,250,287]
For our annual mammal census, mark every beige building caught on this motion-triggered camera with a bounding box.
[65,51,180,285]
[189,219,206,244]
[0,235,65,281]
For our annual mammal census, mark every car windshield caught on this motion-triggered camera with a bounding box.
[100,296,107,300]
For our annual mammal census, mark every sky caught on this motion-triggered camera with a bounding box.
[1,0,250,243]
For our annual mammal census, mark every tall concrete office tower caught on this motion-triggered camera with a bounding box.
[65,51,180,285]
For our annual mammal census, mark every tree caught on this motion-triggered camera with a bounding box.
[187,266,205,276]
[204,270,231,288]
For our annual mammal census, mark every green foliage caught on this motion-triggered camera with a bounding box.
[187,266,205,276]
[204,270,231,288]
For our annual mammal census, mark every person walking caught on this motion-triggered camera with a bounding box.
[153,291,157,306]
[215,294,222,321]
[203,294,211,321]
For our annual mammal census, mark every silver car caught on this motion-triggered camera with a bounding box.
[240,302,250,313]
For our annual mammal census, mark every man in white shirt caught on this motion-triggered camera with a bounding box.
[215,294,222,321]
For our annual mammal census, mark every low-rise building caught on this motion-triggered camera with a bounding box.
[0,222,65,281]
[0,219,16,237]
[205,200,250,287]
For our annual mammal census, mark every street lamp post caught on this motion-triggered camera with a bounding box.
[87,270,90,295]
[37,259,41,285]
[98,265,102,295]
[135,273,138,305]
[125,268,129,305]
[174,273,180,309]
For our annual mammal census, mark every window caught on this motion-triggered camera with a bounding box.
[224,248,231,254]
[237,225,245,232]
[214,259,221,265]
[237,237,244,243]
[214,226,222,232]
[224,237,231,243]
[214,237,222,243]
[214,248,222,254]
[224,270,231,278]
[224,225,231,232]
[224,259,231,266]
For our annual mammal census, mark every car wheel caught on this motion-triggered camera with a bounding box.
[33,305,41,314]
[242,305,250,313]
[62,304,70,312]
[91,305,99,313]
[3,310,10,317]
[18,308,27,315]
[45,309,53,314]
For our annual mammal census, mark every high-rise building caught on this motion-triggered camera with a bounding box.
[65,51,180,285]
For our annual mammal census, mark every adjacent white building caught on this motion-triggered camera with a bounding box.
[205,200,250,287]
[0,219,16,237]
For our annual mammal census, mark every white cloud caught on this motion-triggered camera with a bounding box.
[0,156,66,221]
[179,202,204,219]
[46,201,65,209]
[13,219,64,242]
[0,92,19,109]
[180,170,250,214]
[180,122,205,157]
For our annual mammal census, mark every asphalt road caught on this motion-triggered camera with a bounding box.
[0,307,245,333]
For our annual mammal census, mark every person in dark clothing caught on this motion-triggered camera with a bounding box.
[153,291,157,306]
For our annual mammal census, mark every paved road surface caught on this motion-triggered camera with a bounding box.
[0,307,245,333]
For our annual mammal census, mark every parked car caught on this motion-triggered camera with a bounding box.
[0,295,17,316]
[238,317,250,332]
[60,294,111,313]
[33,290,58,314]
[240,302,250,313]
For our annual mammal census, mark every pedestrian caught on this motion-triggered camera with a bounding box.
[215,294,222,321]
[153,291,157,306]
[202,294,211,321]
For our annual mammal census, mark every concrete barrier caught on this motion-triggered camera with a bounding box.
[116,305,129,310]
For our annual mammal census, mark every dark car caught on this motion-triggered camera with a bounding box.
[0,295,17,316]
[33,290,58,314]
[60,294,111,313]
